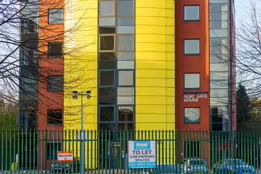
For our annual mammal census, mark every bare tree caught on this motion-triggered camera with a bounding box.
[0,0,95,128]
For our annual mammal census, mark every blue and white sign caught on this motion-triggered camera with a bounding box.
[128,141,156,169]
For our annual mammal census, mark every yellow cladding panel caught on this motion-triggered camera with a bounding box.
[136,0,175,130]
[64,0,98,169]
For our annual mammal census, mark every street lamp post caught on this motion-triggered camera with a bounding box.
[73,90,91,174]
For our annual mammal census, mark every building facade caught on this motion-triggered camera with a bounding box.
[19,0,236,169]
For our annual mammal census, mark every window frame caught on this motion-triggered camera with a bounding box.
[99,34,115,52]
[184,5,200,22]
[48,9,64,25]
[99,70,115,87]
[184,39,200,56]
[184,73,200,90]
[47,109,63,125]
[47,76,64,92]
[118,70,134,87]
[184,108,200,124]
[48,42,64,58]
[118,105,134,123]
[99,105,115,123]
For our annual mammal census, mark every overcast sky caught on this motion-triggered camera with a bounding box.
[235,0,252,26]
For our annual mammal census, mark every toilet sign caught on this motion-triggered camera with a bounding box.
[128,141,156,169]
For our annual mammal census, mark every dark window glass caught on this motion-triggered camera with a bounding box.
[211,107,222,123]
[118,123,134,131]
[99,26,116,34]
[99,52,116,61]
[100,106,114,122]
[100,35,114,51]
[118,106,134,121]
[48,9,64,24]
[46,143,62,160]
[47,76,64,92]
[99,88,116,105]
[99,123,116,131]
[99,61,116,69]
[212,123,222,131]
[21,19,36,33]
[47,109,63,125]
[48,42,63,58]
[99,52,116,69]
[100,71,114,86]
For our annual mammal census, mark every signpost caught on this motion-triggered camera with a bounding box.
[128,141,156,169]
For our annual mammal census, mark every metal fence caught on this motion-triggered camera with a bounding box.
[0,130,260,173]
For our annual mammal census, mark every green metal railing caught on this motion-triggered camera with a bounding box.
[0,130,260,173]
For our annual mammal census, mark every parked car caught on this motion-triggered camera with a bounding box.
[213,159,255,174]
[50,159,80,173]
[179,158,208,174]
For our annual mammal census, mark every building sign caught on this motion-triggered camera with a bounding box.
[128,141,156,169]
[184,92,208,102]
[57,152,74,162]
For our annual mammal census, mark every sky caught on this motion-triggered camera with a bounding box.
[235,0,252,26]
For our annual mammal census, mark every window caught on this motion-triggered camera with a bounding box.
[184,108,200,124]
[99,88,116,105]
[100,71,115,86]
[99,53,116,69]
[48,42,63,58]
[184,6,200,21]
[47,76,64,92]
[118,18,135,26]
[100,1,115,16]
[46,143,62,160]
[99,24,115,34]
[118,1,134,17]
[118,70,134,86]
[100,35,115,51]
[48,9,64,24]
[118,52,134,61]
[100,106,114,122]
[184,40,200,55]
[118,87,134,105]
[118,35,134,51]
[21,19,36,33]
[47,109,63,125]
[118,106,134,122]
[118,61,134,69]
[210,3,228,13]
[210,89,228,98]
[99,18,116,28]
[184,73,200,89]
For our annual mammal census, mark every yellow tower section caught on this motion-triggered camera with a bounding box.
[136,0,175,130]
[136,0,175,164]
[64,0,98,169]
